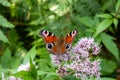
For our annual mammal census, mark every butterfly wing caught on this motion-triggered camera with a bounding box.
[40,30,58,43]
[40,30,58,54]
[40,30,78,55]
[65,30,78,44]
[60,30,78,54]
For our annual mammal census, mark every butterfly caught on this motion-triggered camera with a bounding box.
[40,30,78,55]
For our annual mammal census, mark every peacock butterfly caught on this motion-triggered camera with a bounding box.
[40,30,78,55]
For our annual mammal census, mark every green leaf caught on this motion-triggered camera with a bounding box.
[44,72,58,80]
[0,48,11,68]
[10,57,21,69]
[38,59,53,71]
[0,14,15,28]
[113,18,118,28]
[63,75,77,80]
[0,0,11,7]
[38,71,48,76]
[94,19,112,37]
[101,33,119,60]
[13,71,34,80]
[0,30,9,43]
[115,0,120,13]
[78,17,94,27]
[13,59,37,80]
[30,58,37,79]
[96,14,112,18]
[23,46,36,64]
[101,77,116,80]
[38,71,58,80]
[101,59,117,75]
[30,18,45,25]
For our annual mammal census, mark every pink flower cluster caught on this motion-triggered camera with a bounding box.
[51,37,101,79]
[72,37,100,58]
[51,53,71,66]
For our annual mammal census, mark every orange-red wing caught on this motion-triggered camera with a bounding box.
[44,36,58,43]
[40,30,58,43]
[60,45,66,54]
[65,30,78,43]
[51,46,58,54]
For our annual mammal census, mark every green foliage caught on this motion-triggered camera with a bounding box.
[63,75,78,80]
[115,0,120,13]
[0,30,9,43]
[94,19,112,37]
[0,0,11,7]
[13,58,37,80]
[13,71,34,80]
[78,17,96,28]
[0,48,11,68]
[0,48,20,69]
[101,59,117,75]
[29,58,37,79]
[96,14,113,19]
[101,77,116,80]
[0,14,14,28]
[23,46,36,64]
[38,71,59,80]
[101,33,119,60]
[73,0,101,16]
[0,0,120,80]
[0,14,14,43]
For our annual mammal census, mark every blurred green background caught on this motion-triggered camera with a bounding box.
[0,0,120,80]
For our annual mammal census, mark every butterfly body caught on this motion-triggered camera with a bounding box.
[40,30,78,55]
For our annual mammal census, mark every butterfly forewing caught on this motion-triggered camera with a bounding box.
[65,30,78,43]
[40,30,58,43]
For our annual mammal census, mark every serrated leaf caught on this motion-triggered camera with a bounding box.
[96,14,112,18]
[23,46,36,64]
[113,18,118,28]
[94,19,112,37]
[0,14,15,28]
[0,30,9,43]
[101,33,119,60]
